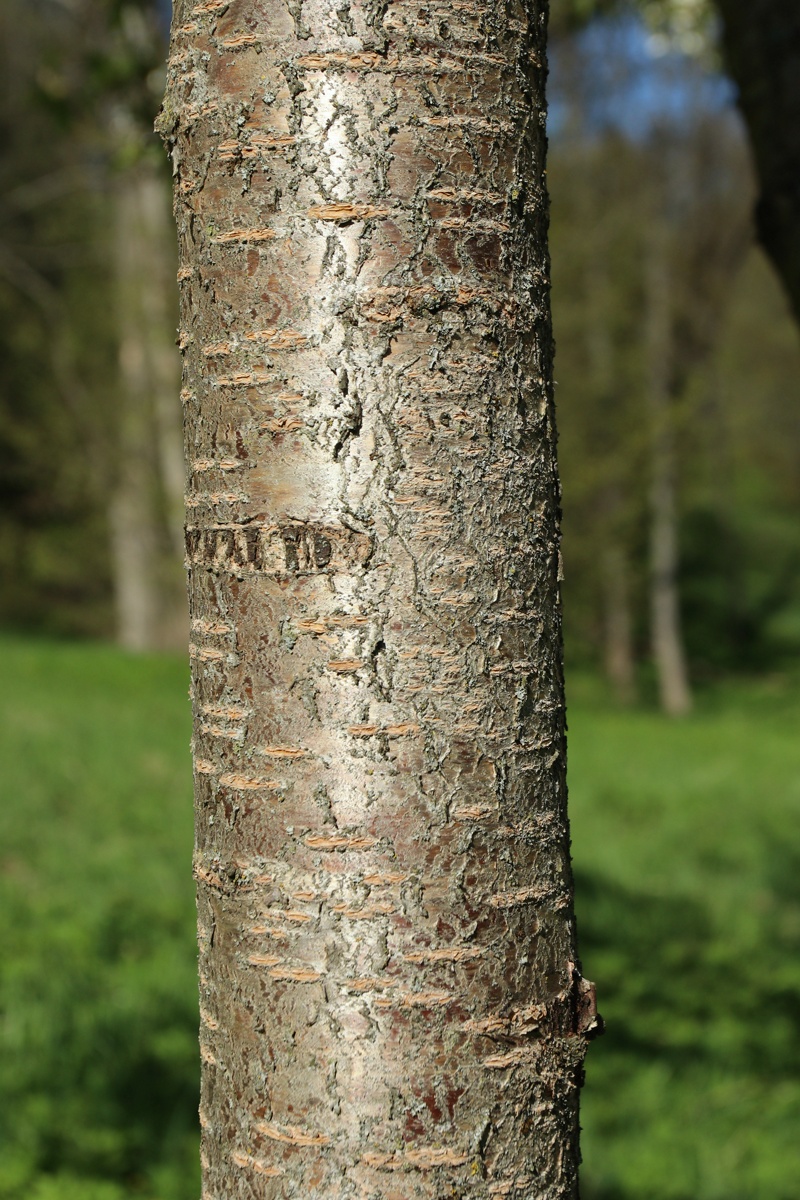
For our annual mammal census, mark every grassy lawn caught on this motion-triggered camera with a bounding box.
[0,639,197,1200]
[0,637,798,1198]
[570,677,800,1199]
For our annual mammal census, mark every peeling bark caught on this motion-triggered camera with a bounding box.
[160,0,592,1195]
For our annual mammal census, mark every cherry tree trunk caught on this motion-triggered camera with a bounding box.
[160,0,594,1195]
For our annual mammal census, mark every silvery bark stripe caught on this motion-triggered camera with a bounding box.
[160,1,594,1195]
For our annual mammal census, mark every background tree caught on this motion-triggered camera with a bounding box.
[553,0,800,326]
[99,5,186,650]
[548,130,646,701]
[549,22,753,707]
[72,0,186,650]
[0,1,114,636]
[715,0,800,322]
[0,0,184,649]
[643,116,750,713]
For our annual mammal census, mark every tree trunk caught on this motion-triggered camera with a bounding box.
[646,225,692,717]
[110,125,186,652]
[602,543,636,705]
[160,2,595,1196]
[136,164,186,564]
[582,237,637,703]
[110,158,162,652]
[716,0,800,324]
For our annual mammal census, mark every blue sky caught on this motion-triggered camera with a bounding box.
[548,12,735,141]
[156,0,172,35]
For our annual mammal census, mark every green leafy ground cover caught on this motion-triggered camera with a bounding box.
[569,676,800,1198]
[1,638,798,1199]
[0,640,197,1200]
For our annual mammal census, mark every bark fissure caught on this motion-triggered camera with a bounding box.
[161,0,590,1195]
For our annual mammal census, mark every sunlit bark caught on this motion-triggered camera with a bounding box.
[160,0,596,1194]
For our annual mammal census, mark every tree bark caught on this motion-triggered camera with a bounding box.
[646,223,692,717]
[716,0,800,323]
[160,1,594,1196]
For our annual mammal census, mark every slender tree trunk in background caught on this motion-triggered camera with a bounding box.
[160,0,595,1195]
[110,124,186,651]
[602,543,636,706]
[139,167,186,564]
[111,160,162,652]
[136,155,189,648]
[649,440,691,716]
[646,226,692,717]
[583,241,636,702]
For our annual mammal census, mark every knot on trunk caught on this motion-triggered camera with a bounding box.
[570,965,604,1040]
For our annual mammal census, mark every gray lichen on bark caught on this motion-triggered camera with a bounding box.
[160,0,594,1194]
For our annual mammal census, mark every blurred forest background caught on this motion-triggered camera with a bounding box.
[1,1,799,1198]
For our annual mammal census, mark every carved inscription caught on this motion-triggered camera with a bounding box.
[186,521,373,577]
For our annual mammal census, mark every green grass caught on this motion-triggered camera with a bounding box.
[570,676,800,1199]
[0,638,198,1200]
[1,637,798,1198]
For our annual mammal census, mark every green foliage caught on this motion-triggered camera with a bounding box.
[34,1,167,142]
[550,0,717,55]
[680,505,800,672]
[0,3,118,637]
[2,639,800,1198]
[550,0,622,36]
[549,30,800,685]
[0,0,174,642]
[570,675,800,1197]
[0,639,198,1200]
[677,249,800,675]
